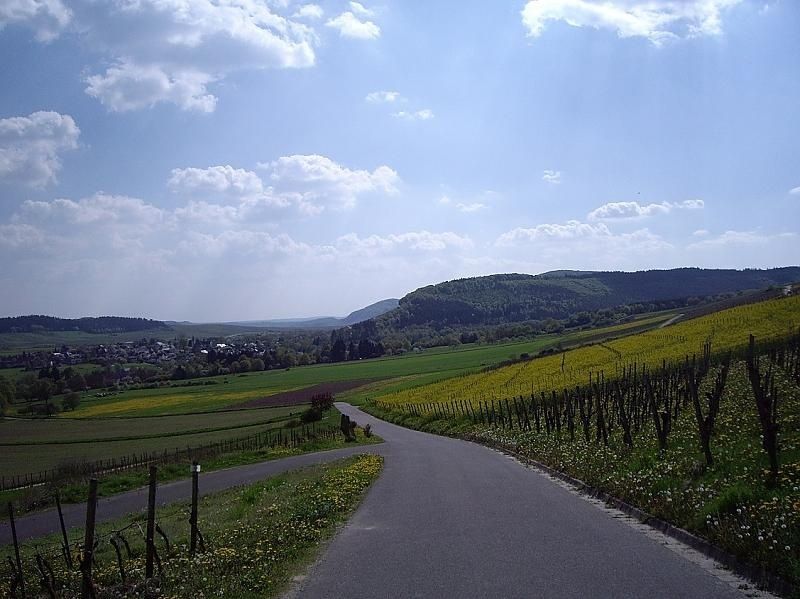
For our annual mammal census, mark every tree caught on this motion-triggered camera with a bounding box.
[0,376,13,416]
[31,379,55,414]
[62,392,81,411]
[331,339,347,362]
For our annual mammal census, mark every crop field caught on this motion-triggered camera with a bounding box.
[52,311,679,418]
[0,404,333,477]
[376,295,800,407]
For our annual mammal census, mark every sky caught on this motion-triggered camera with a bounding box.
[0,0,798,321]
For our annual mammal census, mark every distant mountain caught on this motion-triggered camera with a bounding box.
[229,298,400,330]
[0,315,170,334]
[348,267,800,338]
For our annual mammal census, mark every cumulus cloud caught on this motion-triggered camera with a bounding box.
[18,0,317,112]
[0,223,45,249]
[588,199,704,220]
[497,220,612,245]
[542,169,561,184]
[521,0,742,45]
[0,111,80,188]
[392,109,434,121]
[326,10,380,39]
[168,165,264,197]
[293,4,324,20]
[0,0,71,41]
[366,90,404,103]
[261,154,399,211]
[456,202,486,213]
[790,186,800,196]
[18,194,166,227]
[85,63,217,113]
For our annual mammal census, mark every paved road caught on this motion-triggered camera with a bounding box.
[294,403,745,599]
[0,444,377,545]
[4,403,749,597]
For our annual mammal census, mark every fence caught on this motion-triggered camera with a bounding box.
[1,422,340,492]
[6,460,209,598]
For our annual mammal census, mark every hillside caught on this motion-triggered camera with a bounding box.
[347,267,800,343]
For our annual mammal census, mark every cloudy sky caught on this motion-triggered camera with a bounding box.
[1,0,798,321]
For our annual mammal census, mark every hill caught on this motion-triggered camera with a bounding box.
[346,267,800,345]
[229,298,400,330]
[0,315,170,334]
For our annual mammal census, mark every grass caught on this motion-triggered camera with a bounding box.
[0,454,384,598]
[1,424,382,519]
[367,359,800,589]
[0,409,342,477]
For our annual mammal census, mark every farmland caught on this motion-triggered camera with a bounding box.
[375,294,800,408]
[48,309,680,418]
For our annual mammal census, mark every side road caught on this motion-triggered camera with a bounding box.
[0,444,380,545]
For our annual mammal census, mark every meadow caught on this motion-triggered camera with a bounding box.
[375,294,800,408]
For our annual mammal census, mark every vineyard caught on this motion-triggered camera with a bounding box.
[375,295,800,409]
[368,323,800,590]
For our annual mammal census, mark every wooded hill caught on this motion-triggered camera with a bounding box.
[345,267,800,345]
[0,315,171,334]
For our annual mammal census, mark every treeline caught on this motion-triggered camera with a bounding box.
[0,315,171,334]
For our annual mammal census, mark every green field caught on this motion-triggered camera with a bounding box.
[0,403,337,477]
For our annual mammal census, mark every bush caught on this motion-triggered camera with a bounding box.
[300,407,323,423]
[311,392,334,411]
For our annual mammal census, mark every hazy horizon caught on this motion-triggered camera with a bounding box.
[2,1,799,321]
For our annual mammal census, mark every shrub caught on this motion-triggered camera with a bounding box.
[300,407,323,423]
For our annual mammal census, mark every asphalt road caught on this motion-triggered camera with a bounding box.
[3,403,749,597]
[294,403,745,599]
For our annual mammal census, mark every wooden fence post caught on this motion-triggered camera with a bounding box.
[55,491,73,569]
[8,502,26,598]
[81,479,98,599]
[145,465,157,579]
[190,461,200,556]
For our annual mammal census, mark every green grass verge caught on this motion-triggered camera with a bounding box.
[0,454,384,598]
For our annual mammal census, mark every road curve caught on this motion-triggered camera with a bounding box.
[294,403,745,599]
[0,444,377,545]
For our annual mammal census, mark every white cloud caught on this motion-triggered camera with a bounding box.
[0,111,80,188]
[349,2,375,18]
[366,90,404,103]
[687,230,797,249]
[542,169,561,184]
[262,154,399,210]
[392,109,434,121]
[693,229,709,236]
[789,186,800,196]
[497,220,612,245]
[19,194,166,227]
[0,0,71,41]
[336,231,473,254]
[28,0,318,112]
[521,0,742,46]
[85,63,217,113]
[326,11,380,39]
[168,166,264,197]
[588,199,704,220]
[293,4,324,20]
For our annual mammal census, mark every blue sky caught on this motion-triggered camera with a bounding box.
[0,0,798,321]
